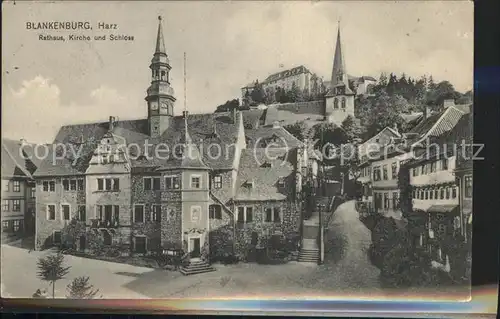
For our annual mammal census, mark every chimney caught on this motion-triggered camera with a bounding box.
[272,121,280,129]
[393,123,398,134]
[443,99,455,109]
[109,116,116,131]
[423,106,432,119]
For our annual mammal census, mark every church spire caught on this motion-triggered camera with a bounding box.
[331,20,348,89]
[155,16,166,54]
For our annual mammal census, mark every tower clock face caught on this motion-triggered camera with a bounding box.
[151,102,158,111]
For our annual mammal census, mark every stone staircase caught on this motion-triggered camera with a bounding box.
[298,238,320,263]
[179,260,216,276]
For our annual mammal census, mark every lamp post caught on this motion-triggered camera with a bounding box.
[317,203,325,265]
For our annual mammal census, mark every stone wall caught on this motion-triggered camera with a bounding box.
[231,200,300,259]
[35,176,86,250]
[131,171,182,251]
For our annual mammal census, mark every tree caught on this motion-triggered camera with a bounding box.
[340,115,363,143]
[284,121,312,142]
[250,81,266,105]
[36,253,71,298]
[215,98,240,113]
[66,276,100,299]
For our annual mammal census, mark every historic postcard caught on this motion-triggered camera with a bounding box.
[1,1,473,303]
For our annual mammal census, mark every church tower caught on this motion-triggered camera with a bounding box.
[325,21,355,124]
[146,16,176,138]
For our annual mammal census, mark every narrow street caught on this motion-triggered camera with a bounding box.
[297,199,383,294]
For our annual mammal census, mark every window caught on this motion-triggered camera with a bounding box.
[134,205,144,223]
[334,98,339,109]
[13,181,21,192]
[392,193,400,210]
[382,165,388,180]
[191,206,201,222]
[2,221,8,231]
[441,158,448,170]
[425,190,429,200]
[412,190,416,199]
[412,168,417,177]
[430,190,434,200]
[209,205,222,219]
[31,187,36,198]
[151,205,161,222]
[383,193,390,209]
[452,187,457,199]
[440,188,445,199]
[2,200,9,212]
[430,162,436,173]
[341,97,346,109]
[43,181,55,192]
[144,177,161,191]
[391,162,398,179]
[97,179,104,191]
[265,207,282,223]
[464,175,472,198]
[61,204,70,220]
[70,179,77,191]
[78,179,84,190]
[105,179,112,191]
[165,176,180,189]
[191,176,201,189]
[2,180,9,192]
[12,200,21,212]
[78,205,86,221]
[434,189,438,199]
[113,178,119,191]
[237,206,253,223]
[63,179,69,191]
[420,165,425,175]
[47,205,56,220]
[213,175,222,189]
[373,167,380,181]
[445,187,450,199]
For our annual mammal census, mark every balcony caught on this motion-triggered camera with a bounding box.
[90,218,119,229]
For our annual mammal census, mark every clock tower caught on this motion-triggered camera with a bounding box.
[146,16,176,138]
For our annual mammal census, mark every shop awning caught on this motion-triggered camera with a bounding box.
[427,204,459,214]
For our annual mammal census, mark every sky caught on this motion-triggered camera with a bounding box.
[2,1,473,144]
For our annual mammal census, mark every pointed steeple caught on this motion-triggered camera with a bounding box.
[155,16,166,54]
[329,20,353,95]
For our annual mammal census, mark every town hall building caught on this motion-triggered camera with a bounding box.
[33,17,318,273]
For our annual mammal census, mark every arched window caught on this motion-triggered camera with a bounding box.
[341,97,346,109]
[334,98,339,109]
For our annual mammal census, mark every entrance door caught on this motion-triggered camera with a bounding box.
[189,238,201,258]
[135,236,146,254]
[79,235,86,251]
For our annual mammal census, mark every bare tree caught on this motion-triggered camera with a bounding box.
[66,276,101,299]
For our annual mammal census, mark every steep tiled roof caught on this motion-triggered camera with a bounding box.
[263,65,311,83]
[409,105,468,144]
[412,112,472,165]
[244,126,303,150]
[2,139,40,178]
[234,148,295,201]
[34,114,238,176]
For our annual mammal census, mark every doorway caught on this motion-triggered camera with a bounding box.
[135,236,147,254]
[189,237,201,259]
[79,235,86,251]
